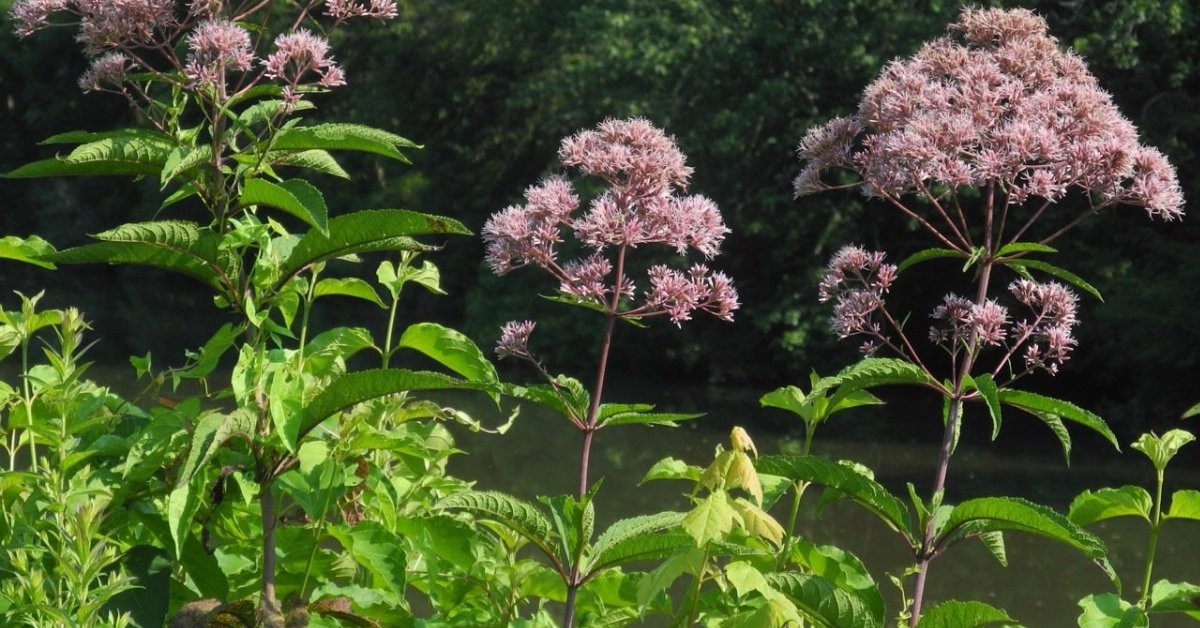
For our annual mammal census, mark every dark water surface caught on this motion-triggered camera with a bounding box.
[446,384,1200,627]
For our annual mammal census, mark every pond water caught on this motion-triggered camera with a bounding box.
[446,383,1200,627]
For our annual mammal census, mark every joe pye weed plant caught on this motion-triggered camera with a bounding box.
[4,0,511,625]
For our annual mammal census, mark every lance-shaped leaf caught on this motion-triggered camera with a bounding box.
[584,512,688,577]
[995,241,1058,257]
[397,322,498,384]
[5,128,174,178]
[437,491,561,570]
[731,497,784,546]
[169,408,255,557]
[160,145,212,185]
[240,178,329,234]
[1007,258,1102,301]
[271,123,418,163]
[810,357,940,405]
[758,454,914,544]
[48,221,239,297]
[267,149,349,179]
[327,522,407,596]
[766,572,882,628]
[937,497,1117,588]
[501,376,589,425]
[897,247,968,273]
[275,209,469,288]
[1166,489,1200,522]
[298,368,493,440]
[1069,486,1153,526]
[998,389,1119,452]
[313,277,385,308]
[0,235,56,269]
[597,402,704,428]
[917,600,1019,627]
[790,537,885,622]
[978,531,1008,567]
[964,373,1002,440]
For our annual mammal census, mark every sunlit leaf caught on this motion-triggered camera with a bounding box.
[1131,430,1195,472]
[682,491,739,546]
[0,235,56,269]
[437,491,560,567]
[917,600,1020,627]
[1006,258,1102,301]
[998,389,1119,452]
[241,178,329,234]
[1077,593,1147,628]
[1069,486,1153,525]
[1165,490,1200,522]
[767,571,882,628]
[271,123,419,163]
[897,247,968,273]
[397,322,499,384]
[1148,579,1200,615]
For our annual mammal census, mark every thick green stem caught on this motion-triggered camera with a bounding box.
[382,292,401,369]
[1139,468,1166,605]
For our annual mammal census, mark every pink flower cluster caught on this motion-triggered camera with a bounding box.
[483,118,738,325]
[264,29,347,103]
[184,19,254,90]
[818,245,897,340]
[929,296,1009,347]
[1009,279,1079,374]
[496,320,536,359]
[795,7,1184,221]
[326,0,398,22]
[11,0,176,52]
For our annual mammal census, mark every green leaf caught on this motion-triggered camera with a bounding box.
[240,178,329,234]
[1148,579,1200,615]
[167,481,201,560]
[5,129,174,178]
[269,369,304,453]
[965,373,1003,440]
[917,600,1020,627]
[585,512,688,575]
[268,149,349,178]
[298,326,375,376]
[682,491,739,546]
[160,145,212,186]
[757,454,914,543]
[766,571,881,628]
[998,389,1119,453]
[1069,486,1153,525]
[327,522,407,595]
[1006,258,1102,301]
[396,322,499,384]
[939,497,1117,588]
[597,404,704,428]
[1132,430,1195,472]
[810,357,939,405]
[1078,593,1148,628]
[1183,402,1200,420]
[299,368,492,440]
[175,323,242,381]
[48,221,238,297]
[789,537,884,624]
[437,491,560,566]
[978,531,1008,567]
[176,408,256,488]
[996,241,1058,257]
[313,277,386,308]
[1165,489,1200,522]
[897,247,968,273]
[731,497,785,545]
[0,235,56,269]
[276,209,469,288]
[501,376,590,424]
[271,123,419,163]
[639,457,702,484]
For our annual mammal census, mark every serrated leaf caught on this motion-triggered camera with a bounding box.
[965,373,1002,440]
[6,129,174,178]
[731,497,784,545]
[176,323,242,381]
[271,123,419,163]
[639,457,702,484]
[598,408,704,428]
[978,531,1008,567]
[939,497,1117,588]
[897,247,968,273]
[1069,486,1153,525]
[236,99,315,126]
[0,235,56,269]
[241,178,329,234]
[1006,259,1102,301]
[313,277,386,308]
[766,571,881,628]
[998,389,1118,452]
[1078,593,1148,628]
[501,376,589,424]
[276,210,469,288]
[917,600,1020,627]
[682,491,739,546]
[1165,489,1200,521]
[397,322,498,384]
[160,145,212,185]
[166,482,201,560]
[789,537,884,624]
[268,149,349,178]
[1132,430,1195,472]
[437,491,559,565]
[810,357,939,405]
[176,408,256,488]
[585,512,688,575]
[327,522,406,595]
[48,221,238,296]
[757,454,914,543]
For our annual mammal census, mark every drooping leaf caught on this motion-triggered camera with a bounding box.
[1183,403,1200,420]
[48,221,239,297]
[501,376,589,424]
[731,497,784,546]
[810,357,939,405]
[313,277,386,308]
[1077,593,1148,628]
[175,323,243,382]
[298,368,493,440]
[965,373,1002,440]
[268,149,349,178]
[1006,258,1102,301]
[1069,486,1153,526]
[978,530,1008,567]
[160,145,212,185]
[1131,430,1195,472]
[789,536,884,622]
[396,322,499,384]
[938,497,1117,588]
[897,247,968,273]
[270,123,419,163]
[916,600,1020,627]
[176,408,256,488]
[998,389,1119,452]
[1165,490,1200,522]
[297,326,375,377]
[275,209,469,287]
[240,178,329,234]
[766,571,882,628]
[757,454,914,543]
[585,512,688,575]
[0,235,56,269]
[327,522,407,596]
[166,481,201,560]
[436,491,559,567]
